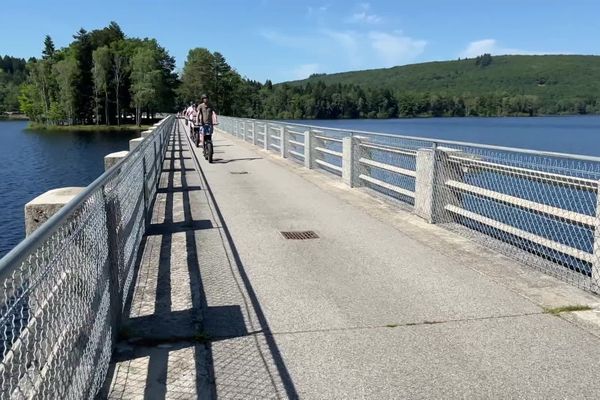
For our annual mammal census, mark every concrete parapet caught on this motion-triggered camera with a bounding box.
[280,126,287,158]
[251,121,257,145]
[593,189,600,293]
[304,130,312,168]
[129,137,143,152]
[141,130,153,138]
[414,149,435,222]
[104,151,129,171]
[414,148,463,223]
[24,187,85,236]
[342,136,361,187]
[264,123,270,151]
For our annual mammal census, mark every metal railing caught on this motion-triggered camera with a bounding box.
[0,116,175,399]
[218,116,600,293]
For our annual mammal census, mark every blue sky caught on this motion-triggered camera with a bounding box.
[1,0,598,83]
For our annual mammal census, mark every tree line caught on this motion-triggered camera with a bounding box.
[236,81,578,119]
[0,56,27,114]
[179,53,600,120]
[4,32,600,123]
[16,22,177,126]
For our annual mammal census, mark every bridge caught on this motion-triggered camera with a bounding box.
[2,115,600,399]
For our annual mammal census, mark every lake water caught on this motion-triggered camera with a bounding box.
[0,121,138,257]
[291,115,600,157]
[1,115,600,258]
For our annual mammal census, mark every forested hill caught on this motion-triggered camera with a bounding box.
[271,55,600,118]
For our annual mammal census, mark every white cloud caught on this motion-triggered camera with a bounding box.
[292,63,321,79]
[369,31,427,66]
[459,39,540,58]
[348,11,382,24]
[259,26,427,80]
[308,5,329,14]
[347,2,382,24]
[259,30,311,48]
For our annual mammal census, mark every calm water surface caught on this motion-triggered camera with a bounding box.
[1,116,600,257]
[0,121,138,257]
[292,115,600,157]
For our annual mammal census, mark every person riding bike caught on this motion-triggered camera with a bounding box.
[189,104,199,138]
[198,94,215,143]
[196,94,217,162]
[185,102,195,126]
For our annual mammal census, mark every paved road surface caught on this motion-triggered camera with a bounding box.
[102,120,600,399]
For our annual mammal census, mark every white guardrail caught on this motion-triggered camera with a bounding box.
[218,116,600,294]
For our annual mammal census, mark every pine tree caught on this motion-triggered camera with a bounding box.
[42,35,55,60]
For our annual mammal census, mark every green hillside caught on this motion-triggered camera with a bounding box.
[256,55,600,118]
[290,55,600,99]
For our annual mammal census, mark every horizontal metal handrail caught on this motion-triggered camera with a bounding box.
[314,147,342,157]
[445,204,593,262]
[315,159,342,172]
[445,180,595,226]
[359,174,415,198]
[360,142,417,157]
[359,158,417,178]
[449,155,598,191]
[314,135,343,143]
[229,118,600,163]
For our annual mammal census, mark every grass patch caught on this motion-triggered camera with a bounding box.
[28,122,150,132]
[543,305,592,315]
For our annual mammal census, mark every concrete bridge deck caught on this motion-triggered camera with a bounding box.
[102,120,600,399]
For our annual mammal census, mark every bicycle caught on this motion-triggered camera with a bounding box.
[191,124,201,148]
[202,124,213,163]
[189,120,196,138]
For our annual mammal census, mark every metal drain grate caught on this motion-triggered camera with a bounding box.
[280,231,319,240]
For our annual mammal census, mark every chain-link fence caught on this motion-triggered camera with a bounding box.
[218,116,600,293]
[0,116,174,399]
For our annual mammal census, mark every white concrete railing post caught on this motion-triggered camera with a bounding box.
[264,123,270,151]
[342,136,362,187]
[251,121,257,145]
[129,137,143,152]
[303,129,313,168]
[242,121,247,141]
[414,146,463,223]
[24,187,85,236]
[592,187,600,293]
[280,126,288,158]
[104,151,129,171]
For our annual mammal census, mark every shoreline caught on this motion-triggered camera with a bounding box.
[26,123,151,132]
[0,114,29,121]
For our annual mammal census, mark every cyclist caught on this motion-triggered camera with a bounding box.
[198,94,215,144]
[189,104,199,138]
[184,102,194,127]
